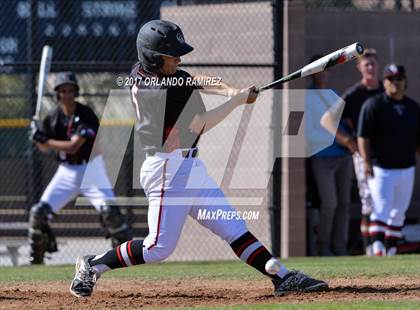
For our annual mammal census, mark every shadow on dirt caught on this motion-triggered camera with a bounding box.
[330,286,420,294]
[0,295,28,301]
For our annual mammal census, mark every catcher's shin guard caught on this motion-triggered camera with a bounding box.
[28,202,57,264]
[99,205,133,247]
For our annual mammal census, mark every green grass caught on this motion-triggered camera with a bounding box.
[1,256,419,309]
[0,255,419,283]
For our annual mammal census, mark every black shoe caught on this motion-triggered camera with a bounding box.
[273,270,328,296]
[29,254,44,265]
[69,255,98,298]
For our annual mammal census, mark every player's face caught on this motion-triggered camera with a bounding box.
[384,75,406,98]
[57,84,77,104]
[357,57,378,80]
[160,55,181,75]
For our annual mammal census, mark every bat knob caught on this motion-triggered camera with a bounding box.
[355,42,364,55]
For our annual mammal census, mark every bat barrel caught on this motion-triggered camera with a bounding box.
[342,42,364,59]
[35,46,53,119]
[257,42,364,93]
[301,42,365,77]
[355,42,364,55]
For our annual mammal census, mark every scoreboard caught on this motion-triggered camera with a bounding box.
[0,0,161,64]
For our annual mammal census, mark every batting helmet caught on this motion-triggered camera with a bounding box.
[136,20,193,71]
[54,72,79,93]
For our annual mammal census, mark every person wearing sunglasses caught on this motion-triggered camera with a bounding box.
[357,64,420,256]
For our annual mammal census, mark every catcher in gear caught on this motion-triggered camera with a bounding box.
[70,20,328,297]
[29,72,133,264]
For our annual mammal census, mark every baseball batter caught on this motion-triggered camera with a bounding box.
[29,72,132,264]
[358,64,420,256]
[70,20,328,298]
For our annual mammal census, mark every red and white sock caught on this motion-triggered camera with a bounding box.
[385,225,402,256]
[90,240,145,276]
[369,221,386,256]
[230,231,288,279]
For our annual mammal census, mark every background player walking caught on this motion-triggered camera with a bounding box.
[29,72,133,264]
[70,20,328,298]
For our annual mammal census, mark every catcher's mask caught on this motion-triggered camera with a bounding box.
[136,20,193,72]
[54,72,79,100]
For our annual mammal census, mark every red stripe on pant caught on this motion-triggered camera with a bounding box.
[387,225,402,230]
[116,245,127,267]
[369,232,386,236]
[147,159,168,251]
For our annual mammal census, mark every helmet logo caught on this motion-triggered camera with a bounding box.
[176,33,185,44]
[389,64,398,74]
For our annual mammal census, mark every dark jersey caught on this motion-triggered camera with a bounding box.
[130,63,206,153]
[42,102,99,164]
[358,93,420,169]
[341,81,383,134]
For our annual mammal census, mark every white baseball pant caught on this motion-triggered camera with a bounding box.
[368,165,415,227]
[139,149,248,263]
[41,155,115,213]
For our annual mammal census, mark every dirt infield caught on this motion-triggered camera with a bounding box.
[1,277,419,309]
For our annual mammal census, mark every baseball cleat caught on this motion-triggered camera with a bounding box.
[372,241,386,256]
[70,255,98,298]
[386,246,397,256]
[272,270,328,296]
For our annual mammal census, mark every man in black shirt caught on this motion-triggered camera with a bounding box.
[341,49,383,136]
[358,64,420,256]
[29,72,132,264]
[70,20,328,298]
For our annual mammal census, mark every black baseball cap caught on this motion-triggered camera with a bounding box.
[54,72,79,91]
[383,64,406,79]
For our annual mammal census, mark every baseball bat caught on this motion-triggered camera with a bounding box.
[34,45,53,120]
[258,42,364,92]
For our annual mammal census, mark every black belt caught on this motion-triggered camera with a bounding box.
[61,159,88,165]
[147,149,199,158]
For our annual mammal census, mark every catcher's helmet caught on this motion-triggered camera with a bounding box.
[54,72,79,93]
[136,20,193,71]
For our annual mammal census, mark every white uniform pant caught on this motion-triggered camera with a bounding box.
[140,150,248,263]
[41,155,115,213]
[368,165,415,227]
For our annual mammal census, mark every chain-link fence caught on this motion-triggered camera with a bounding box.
[0,0,277,266]
[2,0,420,266]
